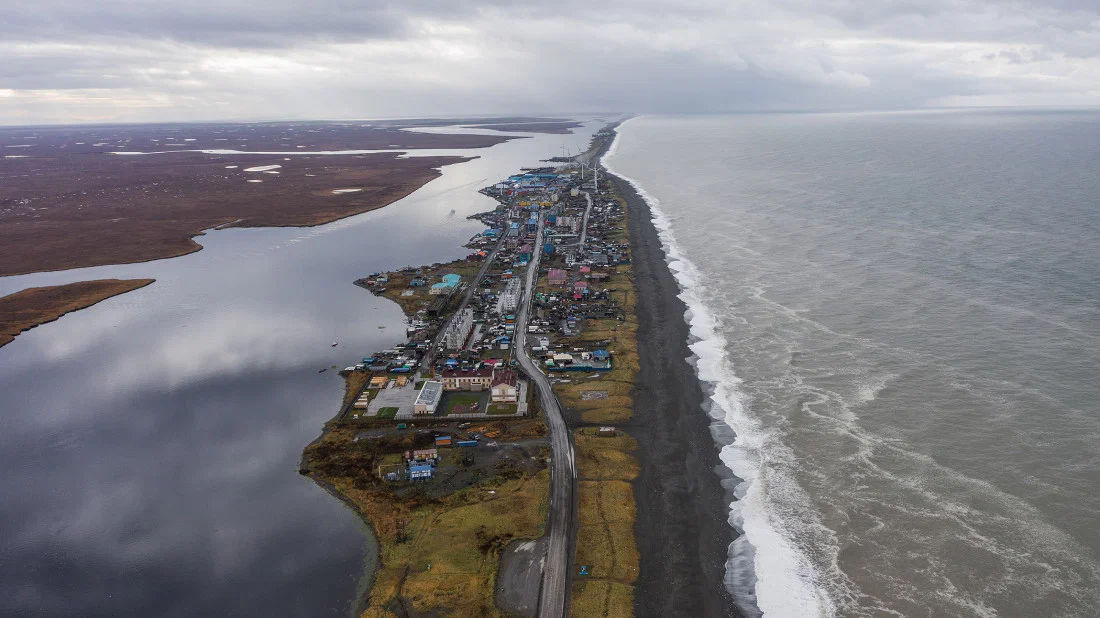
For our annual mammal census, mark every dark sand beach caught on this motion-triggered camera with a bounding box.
[613,171,743,617]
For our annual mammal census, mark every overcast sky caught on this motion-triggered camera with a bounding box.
[3,0,1100,125]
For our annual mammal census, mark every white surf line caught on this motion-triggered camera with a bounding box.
[603,118,832,618]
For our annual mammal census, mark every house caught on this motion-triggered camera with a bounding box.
[491,370,519,403]
[441,367,494,391]
[548,269,567,285]
[411,448,438,461]
[430,273,461,295]
[369,375,388,388]
[409,464,433,480]
[552,353,574,366]
[414,381,443,414]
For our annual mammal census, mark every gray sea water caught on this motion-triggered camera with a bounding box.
[605,111,1100,618]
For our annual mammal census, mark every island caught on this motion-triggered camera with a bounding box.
[0,278,155,348]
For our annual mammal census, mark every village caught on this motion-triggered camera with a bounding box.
[299,124,639,616]
[327,155,626,482]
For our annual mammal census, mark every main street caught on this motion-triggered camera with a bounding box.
[514,211,577,618]
[424,232,505,367]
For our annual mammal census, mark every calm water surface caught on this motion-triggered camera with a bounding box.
[606,111,1100,618]
[0,122,598,617]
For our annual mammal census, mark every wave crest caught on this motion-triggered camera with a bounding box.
[602,119,831,618]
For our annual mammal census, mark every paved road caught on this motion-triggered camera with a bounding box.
[425,233,505,367]
[515,212,576,618]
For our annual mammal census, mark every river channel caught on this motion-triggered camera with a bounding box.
[0,121,599,617]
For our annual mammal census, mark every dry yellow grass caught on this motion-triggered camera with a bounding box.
[340,370,371,408]
[574,427,639,481]
[311,468,550,618]
[565,181,642,618]
[371,470,549,616]
[570,580,635,618]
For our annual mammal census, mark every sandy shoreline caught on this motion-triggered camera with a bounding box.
[609,170,744,617]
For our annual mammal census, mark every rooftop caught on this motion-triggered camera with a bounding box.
[442,367,494,378]
[415,380,443,404]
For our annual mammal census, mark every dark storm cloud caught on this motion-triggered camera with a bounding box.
[4,1,415,47]
[1,0,1099,124]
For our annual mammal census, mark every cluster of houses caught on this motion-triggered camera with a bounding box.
[412,367,520,416]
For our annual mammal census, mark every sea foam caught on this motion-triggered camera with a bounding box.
[603,118,830,618]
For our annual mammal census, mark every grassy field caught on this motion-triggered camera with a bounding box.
[444,392,484,415]
[341,469,551,618]
[563,181,642,617]
[377,407,399,419]
[303,416,551,618]
[570,426,640,616]
[551,263,638,425]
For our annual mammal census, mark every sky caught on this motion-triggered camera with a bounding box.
[3,0,1100,125]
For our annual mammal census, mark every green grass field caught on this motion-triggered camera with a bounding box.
[487,403,519,415]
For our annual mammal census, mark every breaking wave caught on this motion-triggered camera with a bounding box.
[603,118,831,618]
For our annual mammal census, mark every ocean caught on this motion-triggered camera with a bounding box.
[604,111,1100,617]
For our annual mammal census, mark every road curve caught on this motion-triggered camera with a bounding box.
[516,212,576,618]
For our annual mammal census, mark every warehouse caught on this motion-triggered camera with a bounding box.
[414,380,443,415]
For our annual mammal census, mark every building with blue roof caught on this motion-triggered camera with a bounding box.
[409,464,433,480]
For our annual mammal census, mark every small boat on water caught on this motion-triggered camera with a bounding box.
[331,341,339,347]
[318,368,327,373]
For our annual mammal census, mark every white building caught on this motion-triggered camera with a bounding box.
[414,381,443,415]
[443,307,474,349]
[491,370,519,403]
[497,278,522,314]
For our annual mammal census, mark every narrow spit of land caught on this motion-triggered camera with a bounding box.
[301,123,640,618]
[0,279,155,348]
[468,122,585,134]
[301,121,740,618]
[606,171,743,617]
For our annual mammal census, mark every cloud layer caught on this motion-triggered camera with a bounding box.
[3,0,1099,124]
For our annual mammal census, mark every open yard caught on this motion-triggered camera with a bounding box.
[442,391,487,415]
[488,403,519,415]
